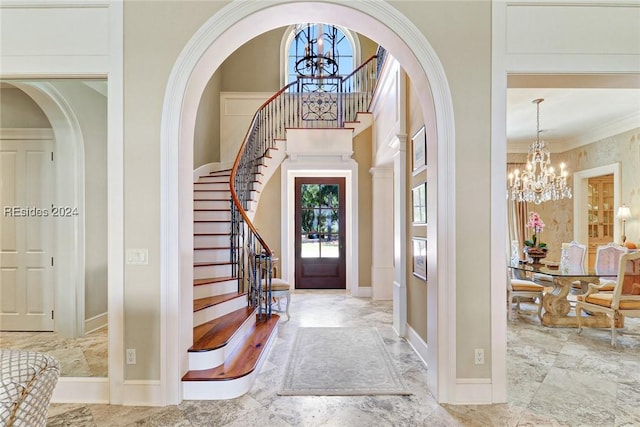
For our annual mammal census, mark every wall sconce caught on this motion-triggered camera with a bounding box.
[616,204,632,244]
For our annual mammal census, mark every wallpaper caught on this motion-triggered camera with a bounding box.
[508,127,640,262]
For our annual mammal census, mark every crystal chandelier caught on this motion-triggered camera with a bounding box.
[508,98,572,204]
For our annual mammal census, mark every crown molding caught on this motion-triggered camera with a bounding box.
[508,112,640,153]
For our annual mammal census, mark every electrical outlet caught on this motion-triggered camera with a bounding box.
[474,348,484,365]
[126,348,136,365]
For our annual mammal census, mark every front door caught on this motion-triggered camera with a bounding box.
[295,177,346,289]
[0,139,55,331]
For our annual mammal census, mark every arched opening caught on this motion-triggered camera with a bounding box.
[161,0,459,404]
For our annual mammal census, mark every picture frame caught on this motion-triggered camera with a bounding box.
[412,237,427,280]
[411,125,427,174]
[412,182,427,225]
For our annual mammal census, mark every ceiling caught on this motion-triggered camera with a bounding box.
[506,75,640,153]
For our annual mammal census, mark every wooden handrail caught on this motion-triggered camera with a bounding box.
[228,48,386,317]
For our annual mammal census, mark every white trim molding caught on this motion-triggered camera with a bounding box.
[161,0,456,404]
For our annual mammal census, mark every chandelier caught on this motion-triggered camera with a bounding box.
[293,23,340,77]
[508,98,572,204]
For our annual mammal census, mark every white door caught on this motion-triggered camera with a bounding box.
[1,139,55,331]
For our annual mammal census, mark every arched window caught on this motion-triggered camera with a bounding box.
[281,23,360,86]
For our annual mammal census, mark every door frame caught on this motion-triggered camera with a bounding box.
[573,163,621,248]
[294,176,347,289]
[281,161,359,296]
[0,82,86,339]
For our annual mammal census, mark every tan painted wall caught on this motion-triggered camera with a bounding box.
[194,70,222,167]
[406,76,428,341]
[252,166,282,264]
[390,0,493,378]
[123,0,230,380]
[221,27,286,93]
[0,87,51,127]
[353,127,373,288]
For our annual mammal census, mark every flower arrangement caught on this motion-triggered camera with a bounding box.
[524,211,547,250]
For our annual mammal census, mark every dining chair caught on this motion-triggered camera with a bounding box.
[594,243,628,291]
[533,241,586,289]
[576,251,640,346]
[508,272,544,321]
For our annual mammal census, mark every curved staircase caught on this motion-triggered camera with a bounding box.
[181,49,385,400]
[182,168,279,400]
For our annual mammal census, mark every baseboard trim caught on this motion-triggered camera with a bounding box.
[454,378,493,404]
[122,380,164,406]
[84,312,108,334]
[51,377,109,404]
[356,286,372,298]
[405,324,428,368]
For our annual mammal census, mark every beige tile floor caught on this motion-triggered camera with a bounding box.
[0,327,108,377]
[12,291,640,426]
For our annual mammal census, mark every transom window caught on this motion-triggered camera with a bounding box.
[283,23,358,86]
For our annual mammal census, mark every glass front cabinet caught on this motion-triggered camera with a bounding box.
[587,174,614,267]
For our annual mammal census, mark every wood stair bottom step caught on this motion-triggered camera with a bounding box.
[182,314,279,381]
[194,292,246,312]
[190,307,255,352]
[194,276,238,287]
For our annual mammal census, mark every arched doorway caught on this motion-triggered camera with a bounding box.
[161,0,459,404]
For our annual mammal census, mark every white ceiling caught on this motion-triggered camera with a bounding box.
[506,75,640,153]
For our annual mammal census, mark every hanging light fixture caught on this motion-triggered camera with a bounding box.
[508,98,572,204]
[293,23,339,77]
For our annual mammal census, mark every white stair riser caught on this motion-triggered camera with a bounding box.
[193,295,247,327]
[194,222,230,234]
[195,182,229,191]
[194,200,230,210]
[182,322,278,399]
[194,190,231,199]
[194,248,234,263]
[188,312,256,370]
[194,234,229,248]
[194,210,231,221]
[193,279,238,299]
[194,263,233,280]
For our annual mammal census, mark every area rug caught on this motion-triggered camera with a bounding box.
[278,327,411,396]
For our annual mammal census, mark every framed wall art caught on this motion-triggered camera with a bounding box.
[412,182,427,225]
[412,237,427,280]
[411,125,426,174]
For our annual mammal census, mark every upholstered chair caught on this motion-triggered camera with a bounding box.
[533,241,586,290]
[576,251,640,346]
[0,349,60,427]
[257,253,291,321]
[508,274,544,321]
[594,243,629,291]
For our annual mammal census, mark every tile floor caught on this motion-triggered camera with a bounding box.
[25,292,640,426]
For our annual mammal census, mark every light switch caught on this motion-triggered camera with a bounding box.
[126,248,148,265]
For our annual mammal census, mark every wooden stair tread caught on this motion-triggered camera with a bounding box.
[194,276,238,286]
[194,246,233,251]
[190,307,255,352]
[194,292,246,312]
[194,219,230,223]
[194,198,231,201]
[182,315,279,381]
[194,208,231,212]
[194,232,231,236]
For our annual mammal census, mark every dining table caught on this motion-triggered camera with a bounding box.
[509,261,623,328]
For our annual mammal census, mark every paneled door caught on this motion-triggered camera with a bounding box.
[1,139,55,331]
[295,177,346,289]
